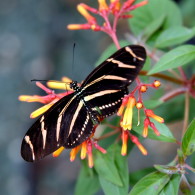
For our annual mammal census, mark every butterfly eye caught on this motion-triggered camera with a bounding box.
[133,58,137,62]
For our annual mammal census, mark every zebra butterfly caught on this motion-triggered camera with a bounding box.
[21,45,146,162]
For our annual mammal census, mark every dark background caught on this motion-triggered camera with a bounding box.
[0,0,194,195]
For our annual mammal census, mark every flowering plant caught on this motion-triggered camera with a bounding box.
[19,0,195,194]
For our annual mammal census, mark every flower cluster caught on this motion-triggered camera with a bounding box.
[67,0,148,48]
[19,0,166,168]
[19,78,164,167]
[117,80,164,155]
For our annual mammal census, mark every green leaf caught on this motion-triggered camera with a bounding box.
[130,167,156,186]
[129,0,182,37]
[148,45,195,74]
[129,171,170,195]
[94,147,123,186]
[114,145,129,194]
[144,99,164,110]
[75,161,100,195]
[155,26,195,48]
[142,15,165,41]
[97,145,129,195]
[99,176,126,195]
[180,174,191,195]
[147,120,176,143]
[154,165,178,175]
[159,175,181,195]
[182,119,195,156]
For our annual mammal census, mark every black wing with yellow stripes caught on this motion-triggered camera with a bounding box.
[21,45,146,162]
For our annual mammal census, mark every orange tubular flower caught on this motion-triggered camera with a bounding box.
[145,109,164,123]
[67,24,91,30]
[121,130,129,156]
[120,96,136,130]
[98,0,109,12]
[68,139,107,168]
[143,118,150,138]
[77,4,97,24]
[70,145,82,162]
[129,134,147,155]
[53,146,65,158]
[110,0,121,13]
[128,0,148,11]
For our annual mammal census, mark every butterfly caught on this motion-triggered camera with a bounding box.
[21,45,146,162]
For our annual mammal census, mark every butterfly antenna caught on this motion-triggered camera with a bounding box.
[31,79,49,82]
[71,43,76,79]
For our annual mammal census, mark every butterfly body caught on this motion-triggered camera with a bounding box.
[21,45,146,162]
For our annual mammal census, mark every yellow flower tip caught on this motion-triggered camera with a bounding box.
[153,80,161,88]
[121,123,132,130]
[138,0,148,7]
[53,147,65,158]
[136,102,143,109]
[140,85,147,93]
[18,95,31,102]
[121,144,127,156]
[98,0,109,12]
[120,96,136,130]
[47,80,72,91]
[138,144,148,155]
[61,76,72,83]
[80,141,87,159]
[77,4,96,24]
[18,95,41,102]
[67,24,90,30]
[146,109,164,123]
[30,104,53,118]
[88,154,94,168]
[142,127,148,138]
[121,130,128,156]
[110,0,121,12]
[117,104,125,116]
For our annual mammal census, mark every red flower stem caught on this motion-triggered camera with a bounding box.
[160,87,187,102]
[178,67,188,81]
[100,12,120,49]
[110,32,120,49]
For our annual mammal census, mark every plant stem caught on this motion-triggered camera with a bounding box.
[140,70,184,85]
[160,87,187,102]
[95,128,120,141]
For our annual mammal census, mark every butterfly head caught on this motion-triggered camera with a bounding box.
[70,81,78,90]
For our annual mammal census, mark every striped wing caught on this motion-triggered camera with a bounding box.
[21,45,146,162]
[21,93,94,162]
[81,45,146,117]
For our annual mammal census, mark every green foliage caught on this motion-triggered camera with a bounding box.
[129,172,171,195]
[182,119,195,156]
[74,0,195,194]
[148,45,195,74]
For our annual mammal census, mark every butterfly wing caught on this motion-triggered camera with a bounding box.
[21,45,146,162]
[21,92,94,162]
[81,45,146,117]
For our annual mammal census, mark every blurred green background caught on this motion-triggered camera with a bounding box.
[0,0,194,195]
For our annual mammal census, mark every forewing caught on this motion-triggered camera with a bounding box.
[21,92,78,162]
[81,45,146,91]
[81,45,146,117]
